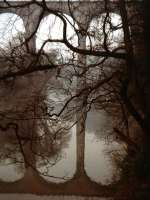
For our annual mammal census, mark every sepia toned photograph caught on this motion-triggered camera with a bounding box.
[0,0,149,199]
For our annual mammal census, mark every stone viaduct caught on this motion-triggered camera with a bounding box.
[0,0,143,197]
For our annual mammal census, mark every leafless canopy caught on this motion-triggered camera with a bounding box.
[0,0,146,181]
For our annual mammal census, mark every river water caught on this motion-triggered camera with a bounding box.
[0,108,123,185]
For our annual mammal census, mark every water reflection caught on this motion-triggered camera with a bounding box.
[0,130,25,182]
[85,110,120,184]
[85,133,114,184]
[37,126,76,183]
[0,158,25,182]
[0,108,123,184]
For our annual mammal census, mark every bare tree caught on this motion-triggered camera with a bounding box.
[0,0,147,189]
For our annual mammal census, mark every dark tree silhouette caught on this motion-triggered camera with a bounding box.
[0,0,148,191]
